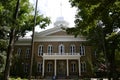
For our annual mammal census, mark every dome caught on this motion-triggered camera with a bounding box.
[54,16,69,28]
[56,17,64,21]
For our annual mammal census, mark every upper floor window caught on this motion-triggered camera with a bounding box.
[17,48,22,56]
[70,44,76,55]
[81,62,86,72]
[59,44,64,55]
[80,45,85,56]
[38,45,43,56]
[26,48,30,58]
[37,62,42,72]
[48,45,53,55]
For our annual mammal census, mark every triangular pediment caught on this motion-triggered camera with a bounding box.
[46,30,69,36]
[35,26,72,37]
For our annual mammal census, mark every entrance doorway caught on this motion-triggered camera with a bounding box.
[57,60,66,77]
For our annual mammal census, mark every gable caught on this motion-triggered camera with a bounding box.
[35,26,72,36]
[46,31,71,36]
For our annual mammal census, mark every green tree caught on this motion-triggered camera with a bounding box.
[0,0,50,80]
[67,0,120,79]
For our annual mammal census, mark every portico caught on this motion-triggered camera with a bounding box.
[42,53,81,77]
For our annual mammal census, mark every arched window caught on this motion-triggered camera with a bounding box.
[38,45,43,56]
[81,61,86,72]
[70,44,76,55]
[71,62,76,72]
[80,45,85,56]
[47,45,53,55]
[59,44,64,55]
[47,62,53,72]
[26,48,30,58]
[17,48,22,56]
[37,62,42,72]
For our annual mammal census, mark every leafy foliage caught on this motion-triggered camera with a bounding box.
[0,0,50,79]
[67,0,120,78]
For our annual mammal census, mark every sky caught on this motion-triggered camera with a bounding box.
[27,0,76,36]
[27,0,120,36]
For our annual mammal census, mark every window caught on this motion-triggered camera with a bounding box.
[37,62,42,72]
[70,45,76,55]
[48,45,53,55]
[71,63,76,72]
[47,63,52,72]
[17,48,22,56]
[26,48,30,58]
[81,62,86,72]
[24,63,29,73]
[59,44,64,54]
[80,45,85,56]
[38,45,43,56]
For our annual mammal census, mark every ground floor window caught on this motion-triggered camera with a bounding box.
[47,63,52,72]
[71,63,76,72]
[81,62,86,72]
[24,63,29,73]
[37,62,42,72]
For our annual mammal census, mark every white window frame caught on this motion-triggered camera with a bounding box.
[38,45,43,56]
[47,63,52,72]
[26,48,30,58]
[80,45,85,56]
[17,48,22,56]
[70,44,76,55]
[37,62,42,72]
[24,63,28,73]
[47,45,53,55]
[59,44,64,55]
[81,62,86,72]
[71,63,76,72]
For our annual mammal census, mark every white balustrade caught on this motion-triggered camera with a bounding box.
[43,53,80,56]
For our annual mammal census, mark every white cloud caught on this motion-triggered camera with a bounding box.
[27,0,76,36]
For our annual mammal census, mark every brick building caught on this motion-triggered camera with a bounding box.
[13,17,93,78]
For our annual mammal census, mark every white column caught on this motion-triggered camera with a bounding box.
[42,59,45,77]
[54,59,56,76]
[78,59,81,76]
[67,59,69,76]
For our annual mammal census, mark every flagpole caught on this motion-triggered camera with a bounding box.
[29,0,38,80]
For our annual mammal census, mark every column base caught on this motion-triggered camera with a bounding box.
[41,76,44,79]
[66,76,69,79]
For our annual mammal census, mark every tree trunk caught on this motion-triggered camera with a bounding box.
[28,0,38,80]
[4,29,15,80]
[109,42,118,80]
[4,0,20,80]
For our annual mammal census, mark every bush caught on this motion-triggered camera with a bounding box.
[9,77,27,80]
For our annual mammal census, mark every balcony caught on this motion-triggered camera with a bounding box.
[42,53,81,60]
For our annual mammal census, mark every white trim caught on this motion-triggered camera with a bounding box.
[70,44,76,55]
[37,62,42,72]
[35,26,64,36]
[38,45,43,56]
[34,36,86,42]
[71,63,76,72]
[80,45,85,56]
[17,48,22,56]
[25,48,30,58]
[47,45,53,54]
[81,61,86,72]
[59,44,64,55]
[43,53,80,60]
[47,62,52,72]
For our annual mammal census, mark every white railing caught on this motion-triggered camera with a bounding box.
[43,53,80,56]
